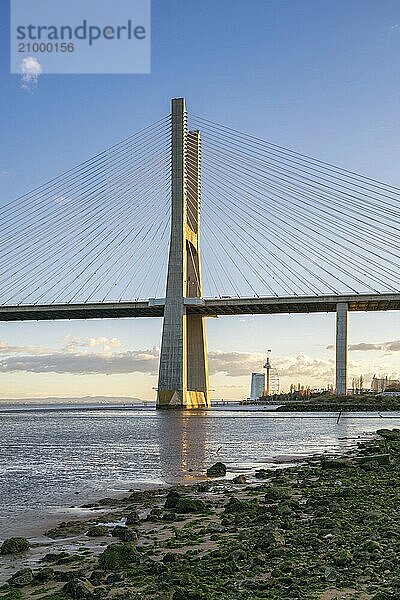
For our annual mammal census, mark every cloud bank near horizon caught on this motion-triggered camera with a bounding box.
[326,340,400,353]
[0,336,382,382]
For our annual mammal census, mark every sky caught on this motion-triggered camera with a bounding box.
[0,0,400,401]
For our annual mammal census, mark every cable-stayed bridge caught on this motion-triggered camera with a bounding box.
[2,98,400,407]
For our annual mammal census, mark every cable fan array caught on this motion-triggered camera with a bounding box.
[1,117,171,306]
[2,109,400,307]
[190,115,400,298]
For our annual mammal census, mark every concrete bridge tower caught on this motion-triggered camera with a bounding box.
[157,98,210,409]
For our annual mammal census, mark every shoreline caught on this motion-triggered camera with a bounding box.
[0,482,174,543]
[1,428,399,599]
[0,453,310,542]
[0,434,367,544]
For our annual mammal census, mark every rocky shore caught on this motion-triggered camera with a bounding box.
[1,429,399,600]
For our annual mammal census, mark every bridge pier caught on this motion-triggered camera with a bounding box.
[335,302,348,396]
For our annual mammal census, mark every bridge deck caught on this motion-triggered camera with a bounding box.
[0,293,399,322]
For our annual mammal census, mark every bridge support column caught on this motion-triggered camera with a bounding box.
[335,302,348,396]
[157,98,209,409]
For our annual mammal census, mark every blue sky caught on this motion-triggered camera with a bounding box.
[1,0,400,400]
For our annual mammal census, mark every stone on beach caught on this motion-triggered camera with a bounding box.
[111,526,138,541]
[207,521,225,533]
[125,510,140,525]
[321,457,353,469]
[264,485,294,501]
[98,543,139,571]
[0,537,30,555]
[34,567,55,583]
[63,577,95,599]
[86,525,110,537]
[174,497,206,513]
[206,462,227,477]
[333,548,353,566]
[223,496,249,513]
[254,468,269,479]
[164,490,181,508]
[377,428,400,440]
[46,520,86,538]
[232,474,247,484]
[355,453,391,466]
[105,573,124,584]
[8,568,33,587]
[42,551,71,564]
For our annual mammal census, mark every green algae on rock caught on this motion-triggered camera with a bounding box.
[98,543,139,571]
[0,538,29,555]
[3,429,400,599]
[63,577,94,599]
[174,498,206,514]
[206,462,227,477]
[45,521,87,539]
[377,427,400,440]
[7,569,33,588]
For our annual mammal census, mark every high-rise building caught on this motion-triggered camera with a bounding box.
[250,372,265,401]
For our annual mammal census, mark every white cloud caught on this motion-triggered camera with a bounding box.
[0,348,159,375]
[0,340,50,356]
[0,338,397,391]
[275,353,334,379]
[325,340,400,354]
[385,341,400,353]
[0,345,348,382]
[208,350,335,380]
[20,57,42,91]
[63,335,123,354]
[348,342,383,352]
[208,350,262,377]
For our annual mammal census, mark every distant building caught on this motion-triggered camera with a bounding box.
[250,372,265,401]
[371,375,400,393]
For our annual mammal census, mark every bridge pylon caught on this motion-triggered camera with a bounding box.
[156,98,210,409]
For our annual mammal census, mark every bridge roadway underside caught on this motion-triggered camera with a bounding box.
[0,293,399,322]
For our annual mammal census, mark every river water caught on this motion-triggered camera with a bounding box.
[0,405,398,539]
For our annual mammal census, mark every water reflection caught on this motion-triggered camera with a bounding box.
[335,414,351,441]
[156,411,209,483]
[1,408,399,538]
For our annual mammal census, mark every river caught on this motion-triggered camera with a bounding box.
[0,404,398,539]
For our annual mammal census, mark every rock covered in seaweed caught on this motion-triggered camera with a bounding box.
[63,577,95,598]
[111,525,138,541]
[125,509,140,525]
[86,525,110,537]
[98,543,139,571]
[8,568,33,587]
[0,537,30,555]
[206,462,227,477]
[174,497,206,513]
[232,474,247,484]
[377,428,400,440]
[164,490,181,508]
